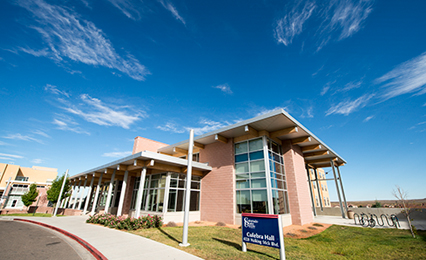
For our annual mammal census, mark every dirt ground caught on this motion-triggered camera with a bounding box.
[168,221,332,239]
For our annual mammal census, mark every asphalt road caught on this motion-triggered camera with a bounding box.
[0,220,95,260]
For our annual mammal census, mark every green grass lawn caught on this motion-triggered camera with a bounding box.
[130,225,426,260]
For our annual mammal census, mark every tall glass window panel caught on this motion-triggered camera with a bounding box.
[252,190,268,214]
[249,151,263,160]
[236,179,250,189]
[251,178,266,188]
[235,153,248,163]
[236,163,249,174]
[250,160,265,172]
[236,190,251,213]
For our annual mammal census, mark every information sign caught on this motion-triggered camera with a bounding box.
[241,213,285,259]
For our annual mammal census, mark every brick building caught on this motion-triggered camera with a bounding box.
[68,109,348,226]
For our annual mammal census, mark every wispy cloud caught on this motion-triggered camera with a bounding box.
[157,122,185,133]
[44,84,69,97]
[213,84,233,94]
[185,119,229,135]
[102,151,132,158]
[0,153,24,159]
[275,0,373,50]
[157,118,230,135]
[340,80,362,92]
[107,0,143,20]
[363,115,374,122]
[158,0,186,25]
[52,114,90,135]
[63,94,146,129]
[3,133,43,144]
[274,1,315,46]
[255,107,289,117]
[376,52,426,100]
[326,93,374,116]
[32,130,50,138]
[16,0,149,80]
[31,158,43,164]
[300,106,314,118]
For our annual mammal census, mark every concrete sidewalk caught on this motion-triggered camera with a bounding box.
[1,215,202,260]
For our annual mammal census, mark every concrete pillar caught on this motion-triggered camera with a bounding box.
[331,159,345,218]
[77,179,87,210]
[104,170,116,214]
[90,173,103,215]
[306,166,316,216]
[135,167,147,218]
[117,170,129,216]
[337,166,349,213]
[72,180,82,209]
[83,176,95,215]
[314,168,323,211]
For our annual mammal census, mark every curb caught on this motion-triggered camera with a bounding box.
[14,218,107,260]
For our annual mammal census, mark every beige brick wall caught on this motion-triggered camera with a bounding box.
[282,140,314,226]
[199,140,235,224]
[132,136,168,154]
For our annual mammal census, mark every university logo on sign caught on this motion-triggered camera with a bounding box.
[241,213,281,249]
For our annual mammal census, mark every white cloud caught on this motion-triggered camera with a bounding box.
[17,0,149,80]
[157,122,185,133]
[274,1,316,46]
[32,130,50,138]
[321,85,330,96]
[158,0,186,25]
[0,141,9,145]
[213,84,233,94]
[0,153,24,159]
[52,114,90,135]
[323,0,373,40]
[301,106,314,118]
[363,115,374,122]
[376,52,426,100]
[255,107,289,117]
[31,158,43,164]
[340,80,362,92]
[185,119,229,135]
[326,94,374,116]
[44,84,69,97]
[63,94,146,129]
[3,133,43,144]
[102,151,132,158]
[275,0,373,50]
[107,0,142,20]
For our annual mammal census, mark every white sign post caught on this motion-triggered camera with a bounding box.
[180,129,194,247]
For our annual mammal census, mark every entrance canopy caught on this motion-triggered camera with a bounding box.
[158,109,346,169]
[70,150,212,182]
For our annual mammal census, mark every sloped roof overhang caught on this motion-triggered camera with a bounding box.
[70,150,212,180]
[158,109,346,168]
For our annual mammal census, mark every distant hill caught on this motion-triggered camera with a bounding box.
[331,198,426,208]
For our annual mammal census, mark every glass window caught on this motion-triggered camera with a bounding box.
[251,172,265,178]
[252,190,268,213]
[251,178,266,188]
[236,179,250,189]
[235,153,248,163]
[236,162,249,173]
[250,160,265,172]
[235,142,248,154]
[236,190,251,213]
[249,138,263,151]
[249,151,263,160]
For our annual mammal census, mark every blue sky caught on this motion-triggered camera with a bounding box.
[1,0,425,201]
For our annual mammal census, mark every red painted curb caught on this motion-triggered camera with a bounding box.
[14,218,108,260]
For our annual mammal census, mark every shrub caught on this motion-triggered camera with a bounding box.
[166,221,177,227]
[215,221,226,227]
[87,213,163,231]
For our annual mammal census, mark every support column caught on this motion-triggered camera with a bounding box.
[68,184,76,208]
[162,172,171,215]
[314,168,323,211]
[337,166,349,213]
[331,159,345,218]
[64,197,70,208]
[77,179,87,210]
[135,167,147,218]
[83,176,95,215]
[306,166,316,217]
[91,173,103,215]
[72,180,82,209]
[117,170,129,216]
[104,169,116,214]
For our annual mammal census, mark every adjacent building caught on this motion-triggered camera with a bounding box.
[0,163,57,211]
[68,109,348,226]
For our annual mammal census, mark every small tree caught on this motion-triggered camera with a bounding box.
[47,175,71,206]
[21,183,39,208]
[392,185,415,238]
[372,200,382,208]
